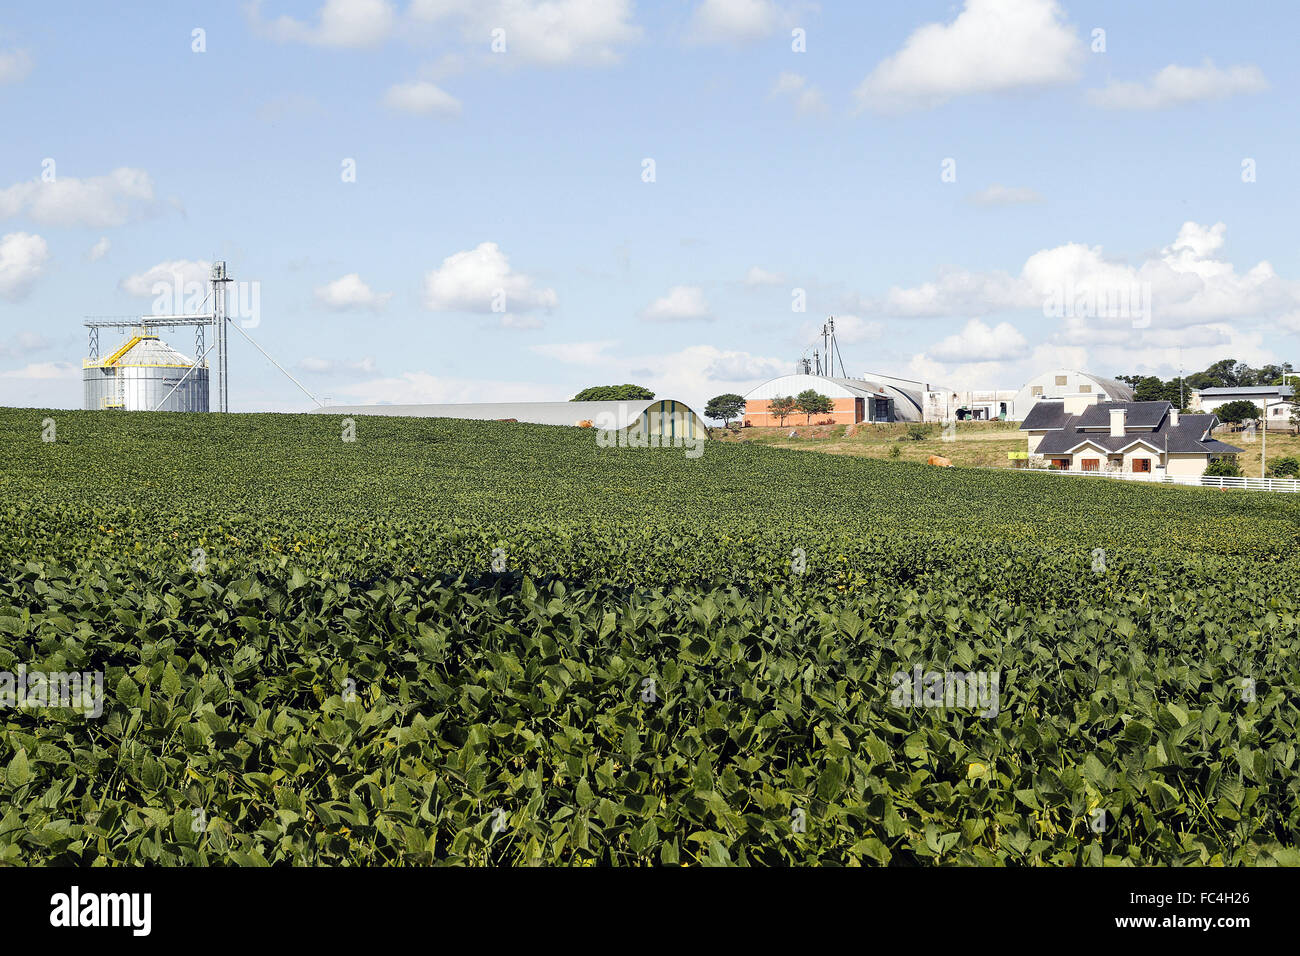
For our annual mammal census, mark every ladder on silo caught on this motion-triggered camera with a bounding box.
[101,369,124,408]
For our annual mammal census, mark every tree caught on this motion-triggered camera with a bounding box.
[1212,400,1260,426]
[1205,457,1242,478]
[794,389,833,423]
[571,384,654,402]
[1269,456,1300,478]
[768,395,795,426]
[704,393,746,426]
[1131,375,1166,403]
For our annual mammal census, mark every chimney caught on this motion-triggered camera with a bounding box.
[1169,408,1179,428]
[1062,392,1100,416]
[1109,407,1127,437]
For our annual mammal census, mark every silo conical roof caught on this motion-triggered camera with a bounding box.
[112,335,196,367]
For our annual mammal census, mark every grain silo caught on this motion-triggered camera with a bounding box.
[83,330,209,412]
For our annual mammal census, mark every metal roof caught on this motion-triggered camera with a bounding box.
[1024,401,1243,455]
[310,399,700,429]
[1076,401,1171,429]
[91,334,196,369]
[1196,386,1294,397]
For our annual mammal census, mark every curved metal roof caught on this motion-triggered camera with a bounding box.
[310,399,704,430]
[99,335,196,368]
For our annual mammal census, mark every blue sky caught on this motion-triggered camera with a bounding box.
[1,0,1297,411]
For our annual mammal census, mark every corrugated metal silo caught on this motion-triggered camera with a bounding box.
[83,332,209,412]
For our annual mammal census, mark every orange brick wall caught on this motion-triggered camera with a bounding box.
[744,397,859,427]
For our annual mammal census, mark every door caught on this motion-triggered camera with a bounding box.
[855,397,864,423]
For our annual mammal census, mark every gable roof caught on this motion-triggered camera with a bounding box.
[1020,400,1069,430]
[1076,401,1170,429]
[1023,400,1244,456]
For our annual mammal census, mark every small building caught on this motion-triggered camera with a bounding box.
[311,398,707,441]
[1191,385,1295,431]
[1020,392,1241,477]
[924,388,1018,422]
[1011,369,1134,420]
[742,374,913,425]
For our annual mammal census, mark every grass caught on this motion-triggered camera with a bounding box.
[714,420,1300,475]
[714,420,1028,468]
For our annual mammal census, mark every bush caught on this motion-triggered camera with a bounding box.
[903,424,932,441]
[1205,457,1242,478]
[888,444,902,459]
[1268,456,1299,478]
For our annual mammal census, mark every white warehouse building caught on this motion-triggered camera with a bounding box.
[1010,369,1134,420]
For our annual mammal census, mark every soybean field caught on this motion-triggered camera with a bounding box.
[0,408,1298,865]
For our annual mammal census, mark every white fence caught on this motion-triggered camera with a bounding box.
[1034,468,1300,493]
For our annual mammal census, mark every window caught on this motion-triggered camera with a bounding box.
[1055,375,1068,386]
[1051,458,1070,470]
[1032,386,1044,397]
[1081,458,1100,472]
[1078,385,1091,392]
[1132,458,1151,473]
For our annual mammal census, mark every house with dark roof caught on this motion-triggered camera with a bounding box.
[1020,392,1242,477]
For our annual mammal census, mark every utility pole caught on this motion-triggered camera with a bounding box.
[1261,400,1267,478]
[1178,347,1184,410]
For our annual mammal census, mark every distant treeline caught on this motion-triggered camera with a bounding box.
[1116,359,1295,408]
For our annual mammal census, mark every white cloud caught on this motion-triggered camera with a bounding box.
[1088,61,1268,110]
[771,71,828,114]
[926,319,1029,362]
[250,0,397,49]
[383,81,461,115]
[530,340,617,364]
[88,237,111,261]
[0,331,51,359]
[315,273,393,311]
[0,168,157,228]
[865,222,1300,333]
[0,361,76,380]
[524,340,790,409]
[614,343,789,410]
[689,0,783,44]
[0,49,33,84]
[120,259,211,297]
[423,242,558,313]
[800,314,882,345]
[0,232,49,302]
[968,184,1043,206]
[703,351,789,380]
[641,285,712,322]
[855,0,1082,112]
[409,0,641,66]
[745,265,784,286]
